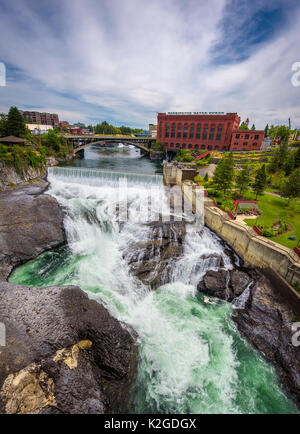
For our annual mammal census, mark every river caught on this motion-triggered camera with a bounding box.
[9,145,298,413]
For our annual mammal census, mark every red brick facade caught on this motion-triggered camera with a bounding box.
[229,129,264,151]
[157,113,264,152]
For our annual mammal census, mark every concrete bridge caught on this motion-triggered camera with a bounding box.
[63,135,155,154]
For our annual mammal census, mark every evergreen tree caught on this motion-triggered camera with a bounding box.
[6,107,27,138]
[269,150,280,173]
[264,124,269,136]
[278,142,289,166]
[284,152,295,176]
[251,124,256,131]
[236,164,251,194]
[0,113,7,137]
[253,164,267,199]
[281,169,300,203]
[295,147,300,168]
[204,172,209,182]
[213,152,234,194]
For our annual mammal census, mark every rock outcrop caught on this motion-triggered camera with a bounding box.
[232,274,300,406]
[0,164,46,192]
[0,282,137,414]
[0,181,65,280]
[197,268,251,302]
[125,220,186,289]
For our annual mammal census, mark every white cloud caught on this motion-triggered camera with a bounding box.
[0,0,299,128]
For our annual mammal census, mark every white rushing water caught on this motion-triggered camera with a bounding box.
[10,167,297,414]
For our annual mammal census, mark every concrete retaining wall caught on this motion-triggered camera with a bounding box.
[205,205,300,284]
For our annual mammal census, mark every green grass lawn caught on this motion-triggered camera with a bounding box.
[243,190,300,249]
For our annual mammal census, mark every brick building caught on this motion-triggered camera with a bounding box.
[157,112,264,151]
[229,129,265,151]
[21,110,59,127]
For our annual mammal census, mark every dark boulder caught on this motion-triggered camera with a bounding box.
[232,274,300,406]
[197,268,252,302]
[0,181,65,280]
[0,282,137,414]
[125,221,186,289]
[197,269,232,301]
[229,270,251,297]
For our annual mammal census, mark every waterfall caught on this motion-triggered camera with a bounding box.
[10,165,298,415]
[48,167,163,187]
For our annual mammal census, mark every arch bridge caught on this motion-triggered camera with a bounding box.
[63,135,155,154]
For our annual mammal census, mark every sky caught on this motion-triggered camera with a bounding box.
[0,0,299,129]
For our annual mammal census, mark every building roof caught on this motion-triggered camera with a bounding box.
[0,136,26,143]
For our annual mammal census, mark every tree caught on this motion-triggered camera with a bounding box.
[43,129,61,152]
[239,122,249,130]
[236,164,251,195]
[5,107,27,138]
[275,125,290,144]
[278,142,289,165]
[295,147,300,168]
[284,152,295,176]
[253,164,267,199]
[264,124,269,136]
[213,152,234,194]
[204,172,209,182]
[251,124,256,131]
[281,169,300,203]
[0,113,7,137]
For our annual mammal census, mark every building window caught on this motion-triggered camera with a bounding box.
[201,145,206,149]
[188,144,192,149]
[182,144,186,149]
[195,144,199,149]
[202,128,208,139]
[216,134,221,140]
[170,143,174,148]
[215,145,219,150]
[176,143,180,148]
[177,132,181,138]
[254,135,259,140]
[253,142,258,147]
[166,132,169,138]
[236,134,240,138]
[245,134,249,139]
[243,142,248,146]
[196,133,200,139]
[183,133,187,138]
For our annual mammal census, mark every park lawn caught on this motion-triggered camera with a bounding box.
[243,190,300,249]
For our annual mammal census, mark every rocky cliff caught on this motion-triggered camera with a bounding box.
[0,282,137,414]
[0,181,65,280]
[0,163,46,191]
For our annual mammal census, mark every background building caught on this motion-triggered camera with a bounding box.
[21,110,59,126]
[229,129,265,151]
[149,123,157,138]
[157,112,264,151]
[26,123,53,135]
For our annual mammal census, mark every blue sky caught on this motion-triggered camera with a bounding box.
[0,0,299,129]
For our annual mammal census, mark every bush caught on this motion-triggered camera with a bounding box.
[262,229,275,237]
[193,174,203,183]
